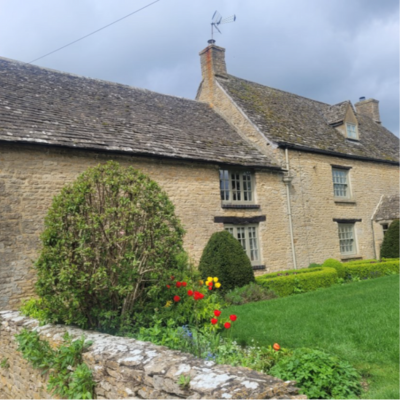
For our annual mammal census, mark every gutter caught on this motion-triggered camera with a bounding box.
[276,142,399,166]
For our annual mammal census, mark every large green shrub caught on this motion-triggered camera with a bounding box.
[322,258,345,278]
[256,267,338,297]
[199,231,255,292]
[381,220,399,259]
[34,161,184,330]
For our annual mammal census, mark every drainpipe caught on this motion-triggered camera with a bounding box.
[370,195,384,260]
[283,148,297,269]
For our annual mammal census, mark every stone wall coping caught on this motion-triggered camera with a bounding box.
[0,310,306,399]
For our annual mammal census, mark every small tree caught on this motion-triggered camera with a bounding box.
[199,231,255,292]
[380,220,399,259]
[34,161,184,330]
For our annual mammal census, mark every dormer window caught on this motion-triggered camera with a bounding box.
[346,122,358,140]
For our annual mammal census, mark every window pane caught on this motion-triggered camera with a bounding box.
[219,170,230,201]
[242,172,252,201]
[248,226,258,261]
[236,227,246,250]
[332,169,348,198]
[231,173,241,201]
[346,123,357,139]
[338,224,355,255]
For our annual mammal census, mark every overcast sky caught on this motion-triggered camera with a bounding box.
[1,0,398,136]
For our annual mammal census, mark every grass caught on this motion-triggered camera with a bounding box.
[225,275,399,399]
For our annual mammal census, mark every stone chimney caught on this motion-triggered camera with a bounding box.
[199,41,228,81]
[355,97,381,124]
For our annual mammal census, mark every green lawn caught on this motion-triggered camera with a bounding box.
[225,275,399,399]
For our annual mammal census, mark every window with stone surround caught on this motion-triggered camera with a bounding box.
[225,224,261,265]
[345,122,359,140]
[332,167,351,199]
[219,170,254,205]
[338,223,357,255]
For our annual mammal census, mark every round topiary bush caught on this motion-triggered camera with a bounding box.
[34,161,184,330]
[322,258,345,278]
[380,220,399,259]
[199,231,255,292]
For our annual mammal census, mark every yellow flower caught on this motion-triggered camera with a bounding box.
[213,277,219,283]
[199,280,204,285]
[207,277,213,282]
[215,282,221,288]
[165,300,172,308]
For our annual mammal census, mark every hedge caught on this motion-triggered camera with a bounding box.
[343,259,399,280]
[256,267,338,297]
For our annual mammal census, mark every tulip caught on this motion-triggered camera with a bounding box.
[176,282,181,288]
[211,318,218,325]
[273,343,280,351]
[229,315,237,322]
[215,282,221,288]
[207,277,213,282]
[173,295,180,302]
[182,281,187,287]
[213,277,219,283]
[214,310,221,317]
[166,284,170,289]
[224,322,231,329]
[187,290,194,296]
[207,281,213,286]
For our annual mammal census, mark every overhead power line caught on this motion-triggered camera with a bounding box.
[28,0,160,64]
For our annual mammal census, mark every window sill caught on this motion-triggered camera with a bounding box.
[340,255,363,261]
[252,265,266,271]
[334,199,356,204]
[221,204,260,209]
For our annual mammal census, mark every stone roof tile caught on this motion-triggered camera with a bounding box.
[374,195,400,221]
[0,57,279,169]
[218,75,399,163]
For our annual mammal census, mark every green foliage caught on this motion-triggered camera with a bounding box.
[381,220,400,259]
[19,298,49,324]
[199,231,255,292]
[33,161,184,331]
[322,258,345,278]
[343,259,399,280]
[270,348,362,399]
[0,358,10,369]
[178,374,191,389]
[256,267,338,297]
[308,263,322,268]
[15,330,95,399]
[224,282,276,305]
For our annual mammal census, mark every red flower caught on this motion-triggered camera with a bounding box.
[187,290,194,296]
[182,281,187,287]
[211,318,218,325]
[273,343,280,351]
[229,315,237,322]
[193,291,201,300]
[214,310,221,317]
[208,286,212,290]
[176,281,181,288]
[173,295,180,302]
[166,284,170,289]
[224,322,231,329]
[170,276,175,280]
[207,281,213,286]
[199,293,204,299]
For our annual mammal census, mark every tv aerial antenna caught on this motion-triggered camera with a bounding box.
[209,11,236,43]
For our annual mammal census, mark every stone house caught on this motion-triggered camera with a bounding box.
[0,43,398,310]
[196,43,399,269]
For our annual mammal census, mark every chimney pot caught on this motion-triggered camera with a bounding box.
[359,96,366,101]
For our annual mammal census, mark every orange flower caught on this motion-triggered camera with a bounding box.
[273,343,280,351]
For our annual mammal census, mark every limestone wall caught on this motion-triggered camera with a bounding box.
[0,143,290,310]
[0,311,305,399]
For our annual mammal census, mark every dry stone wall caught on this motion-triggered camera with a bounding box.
[0,311,305,399]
